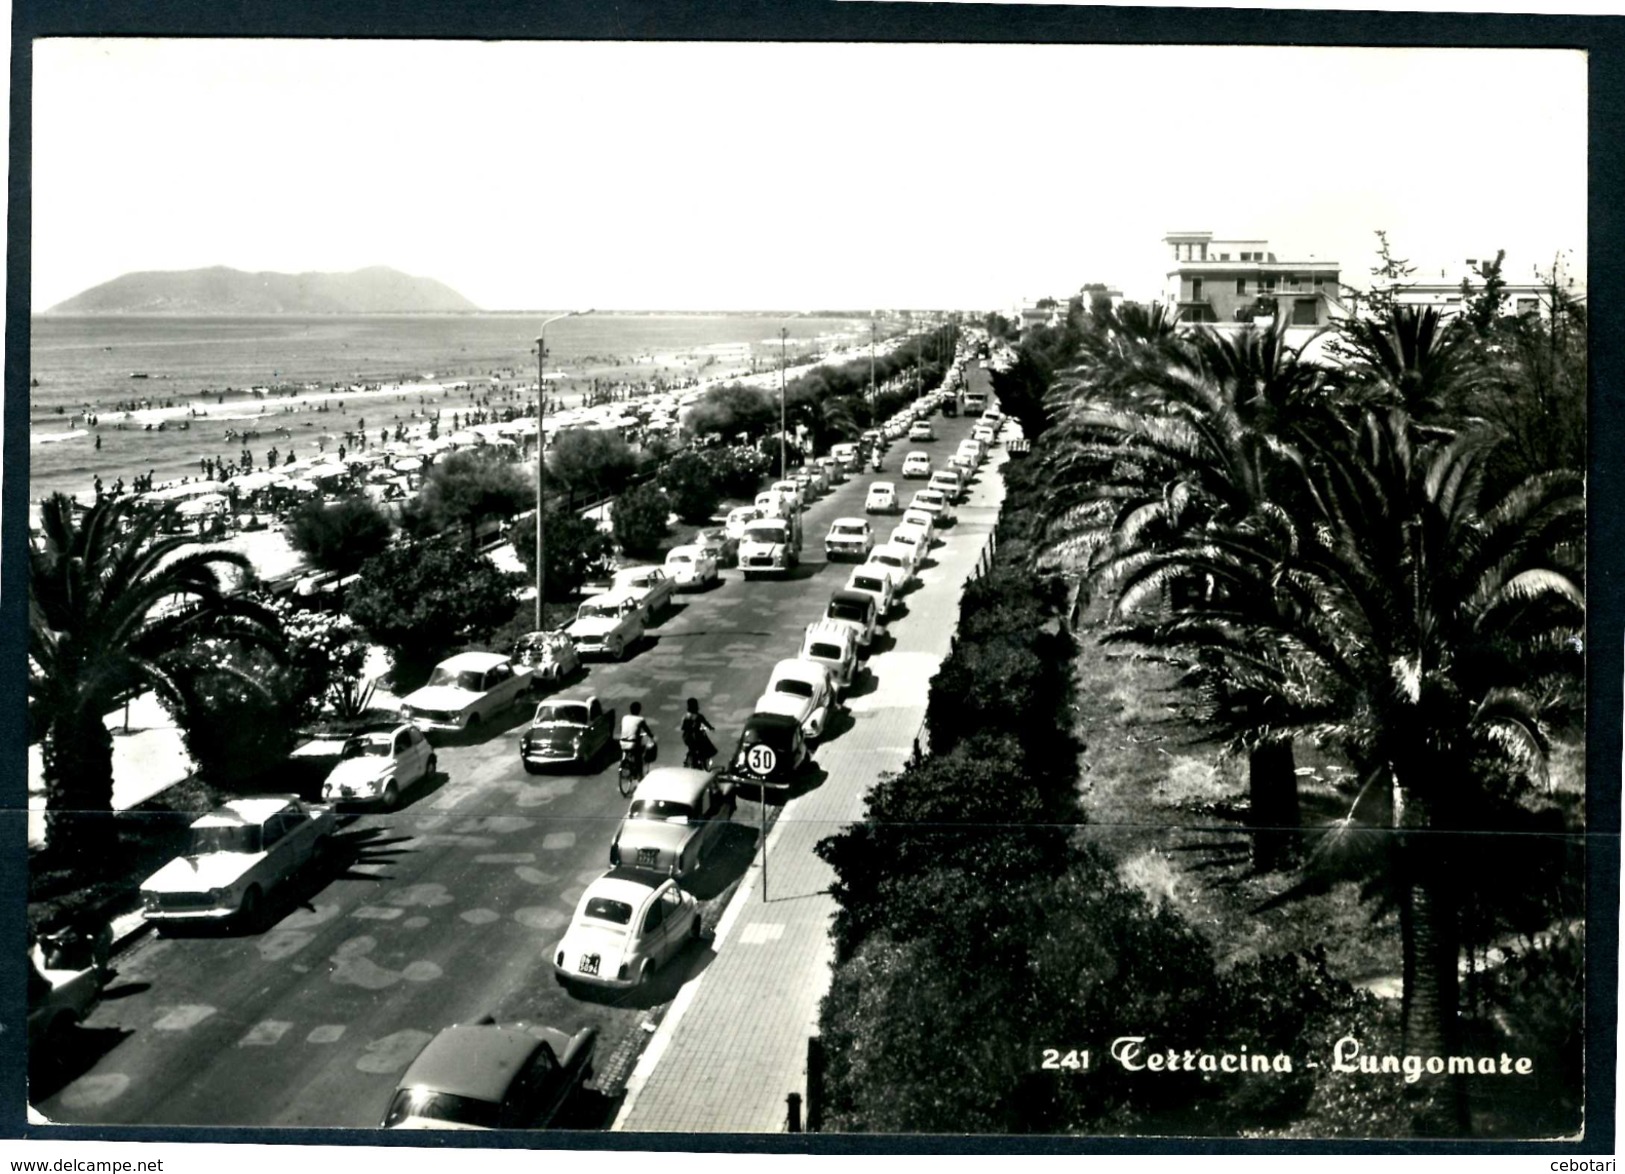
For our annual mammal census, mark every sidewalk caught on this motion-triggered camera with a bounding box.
[614,450,1006,1133]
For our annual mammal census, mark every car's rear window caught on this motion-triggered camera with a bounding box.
[668,554,692,563]
[828,601,868,622]
[775,679,814,698]
[809,642,843,661]
[854,575,884,591]
[834,524,866,536]
[384,1089,500,1130]
[584,897,634,925]
[630,799,695,821]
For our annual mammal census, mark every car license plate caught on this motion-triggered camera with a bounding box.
[578,954,600,976]
[636,847,660,869]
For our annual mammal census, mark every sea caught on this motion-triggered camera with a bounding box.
[26,313,871,517]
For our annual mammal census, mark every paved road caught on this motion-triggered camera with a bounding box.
[35,401,993,1129]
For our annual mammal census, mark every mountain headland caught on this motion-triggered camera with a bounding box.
[45,265,480,315]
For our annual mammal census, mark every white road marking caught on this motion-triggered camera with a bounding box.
[151,1005,216,1031]
[238,1020,293,1047]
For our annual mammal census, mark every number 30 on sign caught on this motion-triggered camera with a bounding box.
[745,744,777,776]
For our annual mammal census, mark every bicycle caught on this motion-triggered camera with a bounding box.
[618,739,646,796]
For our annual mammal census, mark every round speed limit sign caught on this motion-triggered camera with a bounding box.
[744,744,778,777]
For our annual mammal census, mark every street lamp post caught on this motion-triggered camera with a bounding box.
[779,326,788,480]
[535,309,594,631]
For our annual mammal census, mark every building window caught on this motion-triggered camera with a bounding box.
[1292,298,1318,326]
[1236,278,1247,295]
[1191,278,1204,301]
[1219,253,1229,261]
[1262,278,1276,291]
[1517,297,1541,316]
[1240,252,1251,261]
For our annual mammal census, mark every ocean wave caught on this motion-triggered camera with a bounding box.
[32,429,88,445]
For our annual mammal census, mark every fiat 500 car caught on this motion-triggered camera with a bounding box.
[553,870,701,990]
[382,1020,597,1130]
[322,724,437,809]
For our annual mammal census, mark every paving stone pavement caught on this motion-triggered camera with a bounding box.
[614,449,1008,1133]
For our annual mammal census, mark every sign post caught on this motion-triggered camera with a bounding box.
[745,743,778,902]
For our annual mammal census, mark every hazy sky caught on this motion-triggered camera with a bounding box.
[31,40,1586,312]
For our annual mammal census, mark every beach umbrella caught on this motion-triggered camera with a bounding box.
[146,480,227,502]
[281,479,319,494]
[448,430,481,446]
[392,457,423,473]
[231,471,283,492]
[176,494,228,517]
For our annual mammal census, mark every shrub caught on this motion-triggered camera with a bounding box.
[345,540,521,682]
[285,494,392,574]
[657,452,721,524]
[612,482,671,557]
[415,448,532,549]
[548,428,636,499]
[505,506,615,601]
[707,445,771,499]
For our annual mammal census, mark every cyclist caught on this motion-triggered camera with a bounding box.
[680,697,717,769]
[619,701,656,779]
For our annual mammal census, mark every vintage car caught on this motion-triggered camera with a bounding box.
[321,724,437,809]
[28,936,108,1047]
[510,630,582,684]
[753,489,793,517]
[796,465,827,497]
[520,695,618,772]
[864,481,898,515]
[888,524,931,571]
[739,515,801,578]
[608,767,736,880]
[382,1020,598,1130]
[769,479,804,510]
[901,451,933,479]
[815,455,846,486]
[566,591,646,661]
[824,589,879,650]
[800,621,862,696]
[973,423,998,446]
[830,441,860,468]
[929,468,965,504]
[690,526,739,569]
[553,870,701,990]
[663,545,720,591]
[844,565,897,620]
[910,487,953,523]
[724,505,764,542]
[611,566,678,622]
[865,542,917,589]
[400,652,534,734]
[140,796,335,928]
[753,658,838,741]
[824,517,875,562]
[907,420,935,441]
[900,507,937,546]
[723,712,813,789]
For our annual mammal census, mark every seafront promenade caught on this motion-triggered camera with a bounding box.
[615,449,1006,1133]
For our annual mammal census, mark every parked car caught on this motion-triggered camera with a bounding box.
[910,488,953,523]
[609,767,736,879]
[739,515,801,578]
[321,724,437,810]
[800,622,861,696]
[520,695,618,772]
[864,481,898,515]
[510,630,581,684]
[723,712,813,789]
[825,589,879,650]
[769,479,804,510]
[754,489,793,517]
[28,941,108,1048]
[754,658,838,740]
[824,517,875,562]
[889,523,931,569]
[612,566,678,622]
[566,592,646,660]
[799,465,828,496]
[956,438,985,467]
[866,542,917,588]
[928,468,965,504]
[830,441,860,467]
[691,526,739,569]
[815,455,846,486]
[140,797,335,928]
[900,507,937,546]
[664,545,720,591]
[382,1020,598,1129]
[401,652,534,735]
[902,452,932,479]
[844,565,897,620]
[553,869,701,990]
[724,505,763,542]
[973,424,997,446]
[907,420,935,441]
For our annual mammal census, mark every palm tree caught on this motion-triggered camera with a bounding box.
[1042,318,1340,867]
[29,494,284,866]
[1336,305,1482,424]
